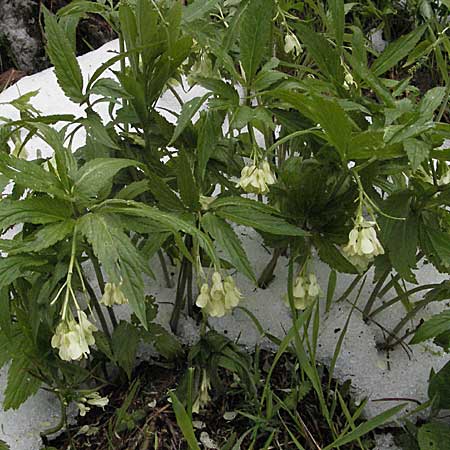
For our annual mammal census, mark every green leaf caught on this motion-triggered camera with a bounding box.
[170,392,201,450]
[419,87,447,118]
[239,0,273,84]
[0,153,67,198]
[82,112,120,150]
[295,23,341,82]
[313,236,358,274]
[202,213,256,282]
[0,438,10,450]
[0,256,48,288]
[9,220,74,254]
[3,355,41,410]
[411,310,450,345]
[372,24,427,76]
[418,422,450,449]
[324,404,405,449]
[379,191,418,281]
[43,7,84,102]
[74,158,139,200]
[146,323,183,360]
[96,200,220,267]
[216,207,308,237]
[112,321,140,378]
[177,151,199,209]
[404,138,430,171]
[329,0,344,51]
[428,361,450,409]
[197,111,221,180]
[79,213,150,326]
[147,174,185,211]
[170,94,211,144]
[0,197,71,230]
[182,0,221,23]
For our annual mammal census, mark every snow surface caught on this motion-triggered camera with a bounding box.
[0,40,449,450]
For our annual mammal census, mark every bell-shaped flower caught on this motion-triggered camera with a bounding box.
[195,272,242,317]
[237,161,276,195]
[284,33,302,56]
[77,391,108,416]
[192,370,211,414]
[286,271,321,310]
[51,311,97,361]
[100,282,128,307]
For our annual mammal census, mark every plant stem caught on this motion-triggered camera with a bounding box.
[368,283,439,319]
[335,273,364,303]
[89,250,118,328]
[257,248,282,288]
[170,258,188,333]
[84,276,112,339]
[157,249,174,288]
[41,393,67,436]
[362,270,389,321]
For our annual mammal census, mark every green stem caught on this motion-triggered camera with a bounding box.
[158,249,174,288]
[84,276,112,340]
[89,250,118,328]
[384,292,442,347]
[41,393,67,436]
[362,270,389,321]
[170,258,188,333]
[335,273,364,303]
[368,283,439,319]
[257,248,282,288]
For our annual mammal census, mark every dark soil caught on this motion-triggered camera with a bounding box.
[45,351,377,450]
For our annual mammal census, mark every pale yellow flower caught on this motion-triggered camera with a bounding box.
[100,283,128,307]
[237,162,276,195]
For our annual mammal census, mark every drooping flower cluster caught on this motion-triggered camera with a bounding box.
[192,369,211,414]
[51,311,97,361]
[76,391,109,417]
[196,272,242,317]
[100,282,128,307]
[237,161,276,195]
[284,32,302,56]
[286,271,321,310]
[342,218,384,271]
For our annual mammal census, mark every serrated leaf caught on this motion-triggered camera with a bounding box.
[147,174,185,211]
[404,138,430,171]
[0,438,10,450]
[202,213,256,282]
[182,0,221,23]
[3,355,41,410]
[43,7,84,102]
[418,422,450,450]
[371,24,427,76]
[177,151,199,209]
[170,94,211,144]
[0,197,71,230]
[79,213,151,326]
[0,153,67,198]
[0,256,48,288]
[112,321,140,378]
[146,323,183,360]
[411,311,450,345]
[379,191,418,282]
[313,236,358,274]
[428,361,450,409]
[240,0,273,83]
[295,23,342,82]
[9,220,74,254]
[197,111,221,179]
[82,111,120,150]
[419,87,447,118]
[212,198,308,237]
[74,158,139,200]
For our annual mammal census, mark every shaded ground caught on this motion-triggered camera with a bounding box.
[46,351,377,450]
[0,0,115,90]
